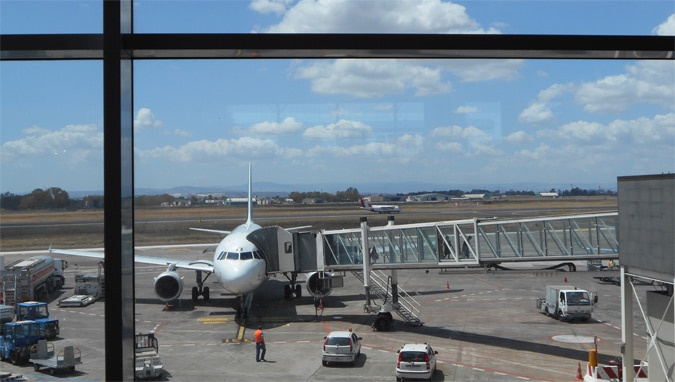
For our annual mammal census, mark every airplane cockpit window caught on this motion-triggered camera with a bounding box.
[253,251,263,259]
[226,252,239,260]
[217,251,226,260]
[240,252,253,260]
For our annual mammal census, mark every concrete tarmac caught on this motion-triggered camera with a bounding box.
[0,248,651,382]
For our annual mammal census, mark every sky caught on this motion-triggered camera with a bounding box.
[1,1,674,196]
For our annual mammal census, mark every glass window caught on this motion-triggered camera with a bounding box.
[0,0,102,34]
[131,0,670,35]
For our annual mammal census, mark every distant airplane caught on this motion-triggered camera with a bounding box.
[51,163,325,319]
[360,197,401,214]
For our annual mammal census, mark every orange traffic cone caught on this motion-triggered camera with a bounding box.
[564,277,568,283]
[576,362,583,380]
[446,281,450,290]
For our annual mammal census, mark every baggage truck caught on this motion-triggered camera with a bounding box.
[135,332,164,379]
[536,285,597,322]
[0,256,67,306]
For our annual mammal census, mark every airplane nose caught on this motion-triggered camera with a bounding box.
[220,260,265,294]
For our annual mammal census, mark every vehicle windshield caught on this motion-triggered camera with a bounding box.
[566,291,591,305]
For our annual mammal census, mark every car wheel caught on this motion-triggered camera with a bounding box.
[322,360,328,366]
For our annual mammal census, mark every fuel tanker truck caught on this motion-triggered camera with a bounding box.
[0,256,67,306]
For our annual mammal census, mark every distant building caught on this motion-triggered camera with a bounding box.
[462,193,488,200]
[161,200,191,207]
[224,197,256,206]
[407,193,451,202]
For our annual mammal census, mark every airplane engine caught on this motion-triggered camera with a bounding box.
[153,271,184,302]
[305,271,334,298]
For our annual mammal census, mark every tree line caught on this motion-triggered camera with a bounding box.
[0,185,614,211]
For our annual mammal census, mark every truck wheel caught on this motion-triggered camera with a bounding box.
[558,311,565,322]
[10,351,19,365]
[34,363,40,371]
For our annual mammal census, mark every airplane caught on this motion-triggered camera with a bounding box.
[359,197,400,214]
[50,163,329,319]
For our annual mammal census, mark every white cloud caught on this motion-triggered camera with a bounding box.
[518,102,555,125]
[249,0,292,15]
[518,83,574,125]
[576,61,675,113]
[653,13,675,36]
[306,133,425,164]
[1,124,102,162]
[455,106,478,114]
[303,119,373,139]
[256,0,500,34]
[134,108,163,129]
[293,59,451,98]
[137,137,302,162]
[248,117,303,135]
[504,131,533,145]
[435,141,464,154]
[442,59,522,82]
[538,113,675,149]
[430,125,488,140]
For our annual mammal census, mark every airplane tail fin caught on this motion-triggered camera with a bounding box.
[247,162,253,224]
[360,197,372,209]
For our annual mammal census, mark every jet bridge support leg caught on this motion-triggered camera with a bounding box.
[283,272,302,299]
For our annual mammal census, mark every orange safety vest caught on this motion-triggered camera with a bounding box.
[254,329,264,344]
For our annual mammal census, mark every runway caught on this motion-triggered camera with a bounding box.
[0,246,650,382]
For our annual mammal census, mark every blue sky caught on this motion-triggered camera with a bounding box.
[1,1,674,195]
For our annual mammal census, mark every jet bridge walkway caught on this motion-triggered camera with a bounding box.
[312,212,618,326]
[317,212,619,270]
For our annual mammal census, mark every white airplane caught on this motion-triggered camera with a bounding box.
[360,197,400,214]
[50,164,324,319]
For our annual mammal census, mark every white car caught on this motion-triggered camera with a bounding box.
[396,343,438,381]
[321,330,362,366]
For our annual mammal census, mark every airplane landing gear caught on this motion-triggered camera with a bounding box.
[235,293,254,320]
[191,271,211,302]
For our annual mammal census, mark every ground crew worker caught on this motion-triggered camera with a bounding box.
[254,326,266,362]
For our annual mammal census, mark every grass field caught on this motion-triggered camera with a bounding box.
[0,196,617,252]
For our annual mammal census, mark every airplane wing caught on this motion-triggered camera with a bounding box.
[189,228,232,235]
[50,248,214,273]
[191,225,311,235]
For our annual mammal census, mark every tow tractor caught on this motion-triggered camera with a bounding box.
[0,320,41,365]
[29,339,81,375]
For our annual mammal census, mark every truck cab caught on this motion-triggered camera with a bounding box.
[16,301,59,339]
[538,285,597,322]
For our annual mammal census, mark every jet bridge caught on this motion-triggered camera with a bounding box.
[313,212,618,327]
[250,212,619,328]
[316,212,619,270]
